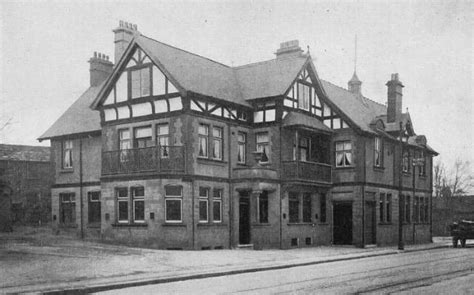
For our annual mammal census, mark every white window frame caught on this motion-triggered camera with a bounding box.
[199,187,209,223]
[256,132,270,163]
[198,124,209,158]
[165,186,183,223]
[335,141,352,167]
[116,188,129,224]
[237,132,246,164]
[212,127,223,160]
[62,140,73,169]
[213,189,222,223]
[157,123,170,158]
[132,187,145,223]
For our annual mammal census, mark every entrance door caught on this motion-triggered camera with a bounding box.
[239,197,250,244]
[364,201,376,245]
[333,202,352,245]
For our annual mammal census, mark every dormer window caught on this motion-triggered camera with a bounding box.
[131,67,151,99]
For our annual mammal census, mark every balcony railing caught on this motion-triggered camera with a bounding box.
[282,160,331,183]
[102,146,185,175]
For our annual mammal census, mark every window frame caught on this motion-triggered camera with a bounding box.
[132,186,145,223]
[288,192,300,223]
[335,141,352,168]
[156,123,170,158]
[212,126,223,160]
[130,66,152,99]
[402,150,410,173]
[199,187,209,223]
[119,128,131,163]
[116,187,129,224]
[374,137,383,167]
[62,140,73,169]
[165,185,183,223]
[302,193,312,223]
[237,132,247,164]
[59,192,76,225]
[133,125,153,148]
[87,191,101,224]
[256,132,270,163]
[213,189,222,223]
[198,124,209,158]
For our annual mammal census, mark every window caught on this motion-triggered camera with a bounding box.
[198,124,208,158]
[258,191,269,223]
[165,186,182,222]
[62,140,73,169]
[374,137,383,167]
[298,82,310,111]
[302,193,312,223]
[386,194,392,223]
[256,132,270,163]
[379,193,385,222]
[424,197,429,223]
[131,67,150,99]
[419,151,426,176]
[60,193,75,224]
[402,151,410,172]
[119,129,131,162]
[88,191,101,224]
[404,195,411,223]
[289,192,300,223]
[132,187,145,223]
[335,141,352,167]
[116,188,129,223]
[237,132,246,164]
[320,193,327,223]
[212,127,223,160]
[199,187,209,223]
[419,197,425,223]
[133,126,153,148]
[213,189,222,223]
[254,102,276,123]
[157,123,169,158]
[299,137,309,162]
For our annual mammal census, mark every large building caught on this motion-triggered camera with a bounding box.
[39,21,437,249]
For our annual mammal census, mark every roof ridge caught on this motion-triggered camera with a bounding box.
[322,79,386,109]
[0,143,49,149]
[140,35,232,69]
[233,58,277,69]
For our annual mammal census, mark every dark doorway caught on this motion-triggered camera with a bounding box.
[333,202,352,245]
[239,196,250,244]
[364,201,376,245]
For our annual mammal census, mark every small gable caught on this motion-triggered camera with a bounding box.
[282,63,349,130]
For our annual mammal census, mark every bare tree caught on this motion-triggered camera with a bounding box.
[450,159,473,197]
[433,160,446,198]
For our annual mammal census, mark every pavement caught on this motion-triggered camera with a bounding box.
[0,226,461,294]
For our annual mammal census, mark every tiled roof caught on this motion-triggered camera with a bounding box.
[0,144,50,162]
[38,85,102,140]
[282,111,332,133]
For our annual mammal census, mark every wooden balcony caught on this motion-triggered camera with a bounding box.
[102,146,184,175]
[282,160,332,184]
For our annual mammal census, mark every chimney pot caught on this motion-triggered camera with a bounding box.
[386,73,404,123]
[89,51,113,86]
[113,20,140,63]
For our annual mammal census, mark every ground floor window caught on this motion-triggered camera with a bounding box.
[199,187,209,223]
[320,193,327,223]
[258,191,269,223]
[60,193,76,224]
[165,185,182,222]
[379,193,392,223]
[289,192,313,223]
[116,188,129,223]
[213,189,222,223]
[88,191,101,224]
[132,187,145,223]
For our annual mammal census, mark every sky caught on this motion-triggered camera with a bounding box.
[0,0,472,177]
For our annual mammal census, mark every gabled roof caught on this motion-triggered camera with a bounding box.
[0,144,50,162]
[234,56,308,100]
[38,85,102,140]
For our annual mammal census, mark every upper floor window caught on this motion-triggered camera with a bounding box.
[256,132,270,163]
[335,141,352,167]
[299,137,309,162]
[402,151,410,172]
[62,140,73,169]
[131,67,151,99]
[157,123,169,158]
[419,151,426,176]
[198,124,208,158]
[237,132,246,164]
[298,83,311,111]
[119,129,131,162]
[254,102,276,123]
[374,137,383,167]
[134,126,153,148]
[212,127,223,160]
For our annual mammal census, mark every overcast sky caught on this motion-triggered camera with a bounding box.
[0,0,472,175]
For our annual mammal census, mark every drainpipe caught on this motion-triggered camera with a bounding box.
[361,138,366,247]
[191,179,195,249]
[279,126,283,249]
[429,156,433,242]
[228,123,233,249]
[398,122,404,250]
[79,138,84,240]
[412,152,416,244]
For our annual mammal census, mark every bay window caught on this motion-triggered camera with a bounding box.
[256,132,270,163]
[335,141,352,167]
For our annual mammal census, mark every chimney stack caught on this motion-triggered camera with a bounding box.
[348,71,362,96]
[113,20,139,64]
[88,52,113,87]
[275,40,303,59]
[386,73,404,123]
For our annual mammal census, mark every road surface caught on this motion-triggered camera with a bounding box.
[99,247,474,294]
